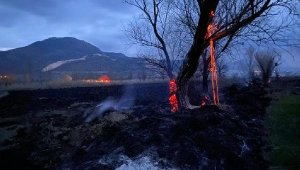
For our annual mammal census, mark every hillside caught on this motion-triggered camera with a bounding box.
[0,37,151,81]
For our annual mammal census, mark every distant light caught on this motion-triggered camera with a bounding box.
[98,75,111,83]
[0,75,9,79]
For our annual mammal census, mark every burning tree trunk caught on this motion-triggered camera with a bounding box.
[177,0,219,109]
[207,19,220,106]
[169,79,179,112]
[125,0,180,112]
[127,0,295,110]
[176,0,279,109]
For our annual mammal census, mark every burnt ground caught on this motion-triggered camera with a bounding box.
[0,81,275,169]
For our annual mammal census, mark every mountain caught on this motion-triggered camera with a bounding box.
[0,37,102,73]
[0,37,151,81]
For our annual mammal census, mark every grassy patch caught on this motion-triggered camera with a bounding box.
[266,95,300,168]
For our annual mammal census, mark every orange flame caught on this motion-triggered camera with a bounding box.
[206,10,220,106]
[98,75,111,83]
[169,79,179,112]
[201,95,210,107]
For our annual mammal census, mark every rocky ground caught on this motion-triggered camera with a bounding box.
[0,82,274,169]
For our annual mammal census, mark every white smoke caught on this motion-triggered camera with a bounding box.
[85,86,136,122]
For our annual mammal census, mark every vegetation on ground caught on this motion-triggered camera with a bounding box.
[266,95,300,168]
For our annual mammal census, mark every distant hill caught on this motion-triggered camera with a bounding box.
[0,37,101,73]
[0,37,153,81]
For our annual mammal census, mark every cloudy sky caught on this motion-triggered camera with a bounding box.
[0,0,299,69]
[0,0,139,56]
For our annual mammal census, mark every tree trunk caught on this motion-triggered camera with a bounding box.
[202,56,210,94]
[202,70,209,94]
[177,80,198,110]
[177,0,219,109]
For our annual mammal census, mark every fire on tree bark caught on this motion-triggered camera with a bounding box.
[125,0,183,112]
[176,0,219,109]
[126,0,298,110]
[176,0,291,109]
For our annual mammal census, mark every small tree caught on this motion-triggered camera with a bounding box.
[125,0,180,79]
[255,51,279,84]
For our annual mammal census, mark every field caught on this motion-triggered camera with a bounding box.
[0,77,299,169]
[265,95,300,169]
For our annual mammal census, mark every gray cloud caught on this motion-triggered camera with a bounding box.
[0,0,298,62]
[0,0,138,56]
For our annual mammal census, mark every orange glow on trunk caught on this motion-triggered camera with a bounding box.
[169,79,179,112]
[207,11,220,106]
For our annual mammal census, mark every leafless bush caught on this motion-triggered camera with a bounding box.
[255,51,280,84]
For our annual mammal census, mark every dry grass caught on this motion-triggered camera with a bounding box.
[0,79,168,91]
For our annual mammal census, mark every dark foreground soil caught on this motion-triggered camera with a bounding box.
[0,82,272,169]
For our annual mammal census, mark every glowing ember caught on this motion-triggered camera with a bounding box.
[98,75,111,83]
[201,95,210,107]
[169,79,179,113]
[206,11,220,106]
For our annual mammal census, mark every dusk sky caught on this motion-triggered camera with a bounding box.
[0,0,139,55]
[0,0,299,69]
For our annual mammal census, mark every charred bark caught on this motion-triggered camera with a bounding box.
[196,49,210,95]
[177,0,273,109]
[202,53,210,94]
[177,0,219,109]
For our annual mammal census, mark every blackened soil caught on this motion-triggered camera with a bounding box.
[0,82,271,169]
